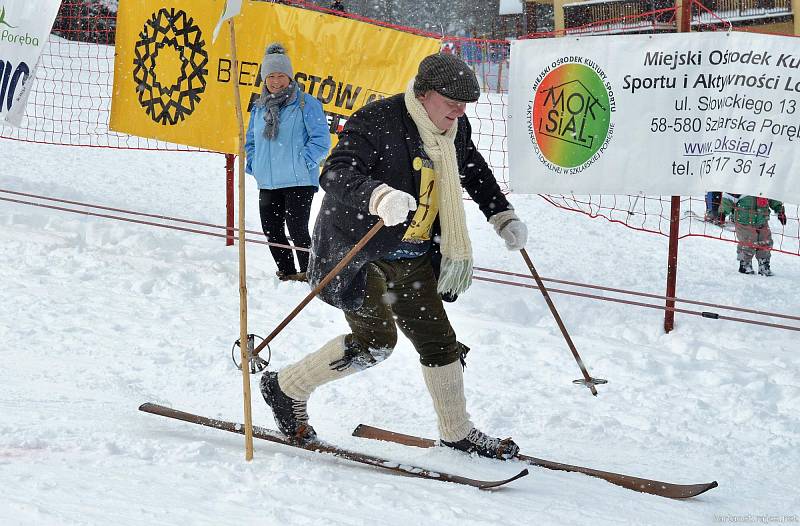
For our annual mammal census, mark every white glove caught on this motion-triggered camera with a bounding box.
[489,210,528,251]
[369,184,417,226]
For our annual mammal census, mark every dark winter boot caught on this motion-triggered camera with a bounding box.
[260,371,317,442]
[422,360,520,460]
[441,428,520,460]
[739,260,754,275]
[758,260,773,277]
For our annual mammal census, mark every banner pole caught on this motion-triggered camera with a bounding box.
[229,19,254,461]
[664,196,681,333]
[664,1,692,333]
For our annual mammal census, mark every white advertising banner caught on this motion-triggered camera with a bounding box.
[0,0,62,126]
[509,32,800,203]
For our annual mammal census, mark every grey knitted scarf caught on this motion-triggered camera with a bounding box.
[257,81,297,140]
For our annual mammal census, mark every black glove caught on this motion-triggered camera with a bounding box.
[778,208,787,226]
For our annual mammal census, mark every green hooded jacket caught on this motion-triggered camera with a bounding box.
[720,194,783,227]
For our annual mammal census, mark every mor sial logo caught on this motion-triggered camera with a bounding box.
[133,8,208,125]
[530,62,612,170]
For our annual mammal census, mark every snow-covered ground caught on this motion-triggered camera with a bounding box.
[1,136,798,525]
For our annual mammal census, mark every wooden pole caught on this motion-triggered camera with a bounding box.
[225,153,234,247]
[793,0,800,35]
[229,20,254,461]
[553,0,566,35]
[664,2,692,333]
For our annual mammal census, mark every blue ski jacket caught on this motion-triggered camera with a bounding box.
[245,89,331,189]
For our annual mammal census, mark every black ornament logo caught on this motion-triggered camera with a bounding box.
[133,8,208,125]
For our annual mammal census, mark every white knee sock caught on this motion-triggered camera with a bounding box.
[422,360,473,442]
[278,335,353,401]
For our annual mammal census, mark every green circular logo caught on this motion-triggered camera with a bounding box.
[531,63,611,168]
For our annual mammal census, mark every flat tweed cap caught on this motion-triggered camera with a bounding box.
[413,53,480,103]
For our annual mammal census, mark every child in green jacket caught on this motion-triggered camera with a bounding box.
[720,193,787,276]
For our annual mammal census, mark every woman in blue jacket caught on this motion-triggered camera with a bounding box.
[245,43,331,282]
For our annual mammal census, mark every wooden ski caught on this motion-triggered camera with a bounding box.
[352,423,717,499]
[139,403,528,490]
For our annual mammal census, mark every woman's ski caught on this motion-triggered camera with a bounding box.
[138,403,527,490]
[351,424,717,499]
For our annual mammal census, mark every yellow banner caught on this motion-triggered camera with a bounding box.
[110,1,440,153]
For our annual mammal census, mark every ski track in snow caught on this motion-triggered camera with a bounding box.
[1,138,799,525]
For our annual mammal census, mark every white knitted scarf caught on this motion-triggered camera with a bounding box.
[404,82,472,297]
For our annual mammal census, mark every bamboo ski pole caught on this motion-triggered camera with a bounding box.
[229,21,254,460]
[519,248,606,396]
